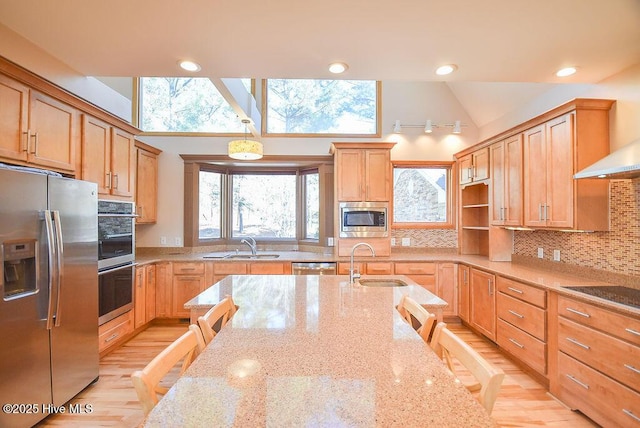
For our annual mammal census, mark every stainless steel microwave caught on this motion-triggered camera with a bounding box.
[339,202,388,237]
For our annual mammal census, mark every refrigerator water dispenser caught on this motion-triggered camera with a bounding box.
[2,240,37,299]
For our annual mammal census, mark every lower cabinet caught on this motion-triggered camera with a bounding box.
[552,294,640,427]
[437,262,457,318]
[171,262,209,318]
[457,264,470,322]
[469,268,496,341]
[496,276,547,375]
[98,310,133,355]
[394,262,437,294]
[134,266,146,329]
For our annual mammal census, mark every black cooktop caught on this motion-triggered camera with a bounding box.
[564,285,640,310]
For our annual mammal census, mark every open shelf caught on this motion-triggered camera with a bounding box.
[459,183,490,256]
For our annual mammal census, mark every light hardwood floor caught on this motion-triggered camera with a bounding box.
[36,322,597,427]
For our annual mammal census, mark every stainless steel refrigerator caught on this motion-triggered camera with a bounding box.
[0,167,99,428]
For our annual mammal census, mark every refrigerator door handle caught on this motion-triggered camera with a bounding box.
[44,210,57,331]
[52,210,64,327]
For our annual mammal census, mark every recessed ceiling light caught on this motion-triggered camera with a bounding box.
[178,60,201,72]
[435,64,457,76]
[329,62,348,74]
[556,66,577,77]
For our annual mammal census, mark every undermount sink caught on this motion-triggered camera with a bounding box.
[225,254,280,259]
[358,279,408,287]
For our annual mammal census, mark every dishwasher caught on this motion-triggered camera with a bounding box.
[291,262,337,275]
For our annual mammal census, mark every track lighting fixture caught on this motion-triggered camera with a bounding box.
[392,119,466,134]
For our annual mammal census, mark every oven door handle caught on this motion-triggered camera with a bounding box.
[98,213,139,218]
[104,233,134,239]
[99,263,138,275]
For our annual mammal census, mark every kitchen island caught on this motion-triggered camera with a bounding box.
[143,275,495,427]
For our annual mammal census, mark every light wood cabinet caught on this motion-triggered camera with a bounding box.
[394,262,437,294]
[332,144,392,202]
[154,262,172,318]
[337,237,391,257]
[470,268,496,341]
[98,310,133,355]
[82,114,135,199]
[490,134,523,226]
[0,73,29,163]
[459,183,489,256]
[249,262,291,275]
[134,266,146,329]
[135,142,161,223]
[145,264,156,322]
[523,103,612,231]
[437,262,457,318]
[459,147,489,185]
[213,262,247,284]
[457,264,470,322]
[171,262,208,318]
[553,295,640,427]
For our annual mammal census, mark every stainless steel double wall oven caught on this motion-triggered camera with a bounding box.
[98,200,136,325]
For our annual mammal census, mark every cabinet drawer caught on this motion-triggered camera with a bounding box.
[172,262,205,275]
[557,352,640,428]
[394,262,436,275]
[558,317,640,391]
[558,295,640,347]
[497,292,546,341]
[496,276,546,308]
[365,262,393,275]
[98,311,133,352]
[337,262,363,275]
[213,262,247,275]
[497,319,546,374]
[249,262,287,275]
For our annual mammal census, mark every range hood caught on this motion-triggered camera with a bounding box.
[574,139,640,179]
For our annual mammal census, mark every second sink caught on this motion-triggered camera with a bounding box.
[358,278,408,287]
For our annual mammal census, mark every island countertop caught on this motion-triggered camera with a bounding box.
[143,275,496,427]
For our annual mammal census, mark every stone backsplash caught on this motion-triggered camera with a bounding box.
[514,179,639,278]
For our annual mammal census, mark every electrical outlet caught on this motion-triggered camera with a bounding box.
[553,249,561,262]
[160,236,167,245]
[174,237,182,246]
[537,247,544,258]
[391,238,396,246]
[401,237,411,247]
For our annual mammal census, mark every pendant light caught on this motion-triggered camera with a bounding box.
[228,119,263,160]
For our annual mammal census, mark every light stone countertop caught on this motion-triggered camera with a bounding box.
[143,275,496,427]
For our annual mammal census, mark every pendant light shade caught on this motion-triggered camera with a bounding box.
[228,119,263,160]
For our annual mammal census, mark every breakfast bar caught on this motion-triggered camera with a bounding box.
[143,275,496,426]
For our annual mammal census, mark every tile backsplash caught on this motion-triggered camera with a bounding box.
[514,179,639,278]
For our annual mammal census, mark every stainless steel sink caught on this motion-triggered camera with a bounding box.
[358,279,408,287]
[225,254,280,259]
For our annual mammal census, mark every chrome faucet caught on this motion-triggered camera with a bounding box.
[240,236,257,255]
[350,242,376,283]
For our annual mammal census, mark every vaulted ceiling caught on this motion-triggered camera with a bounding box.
[1,0,639,127]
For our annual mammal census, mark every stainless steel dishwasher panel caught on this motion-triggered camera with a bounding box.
[291,262,337,275]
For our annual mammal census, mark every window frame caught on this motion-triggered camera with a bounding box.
[391,160,456,230]
[182,156,333,247]
[132,77,256,136]
[261,79,382,138]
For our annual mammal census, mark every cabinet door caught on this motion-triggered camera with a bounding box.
[459,154,473,185]
[489,142,505,225]
[0,74,29,162]
[145,265,156,322]
[503,134,523,226]
[155,263,172,318]
[172,275,204,318]
[134,266,146,329]
[81,115,111,195]
[458,265,470,322]
[28,90,77,172]
[523,124,547,227]
[472,148,489,181]
[437,263,457,317]
[110,128,135,198]
[335,149,363,201]
[470,268,496,341]
[365,149,390,201]
[545,114,574,228]
[136,148,158,223]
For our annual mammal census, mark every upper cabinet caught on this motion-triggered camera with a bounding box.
[82,115,135,200]
[459,147,489,185]
[135,141,162,224]
[490,134,523,226]
[523,102,612,231]
[331,143,394,202]
[0,74,77,173]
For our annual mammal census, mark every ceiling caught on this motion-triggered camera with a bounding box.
[1,0,639,127]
